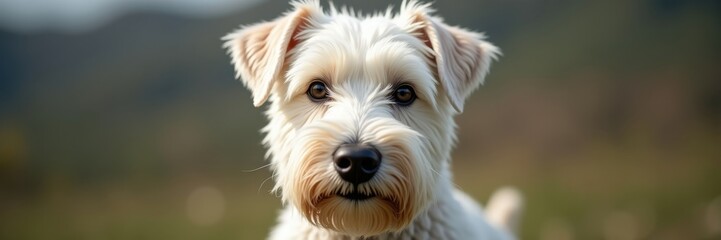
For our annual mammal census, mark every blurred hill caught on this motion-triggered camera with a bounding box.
[1,0,720,239]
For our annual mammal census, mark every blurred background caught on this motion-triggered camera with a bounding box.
[0,0,720,239]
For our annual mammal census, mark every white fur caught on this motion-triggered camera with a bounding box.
[223,1,521,239]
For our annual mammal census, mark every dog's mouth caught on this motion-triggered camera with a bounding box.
[336,190,375,201]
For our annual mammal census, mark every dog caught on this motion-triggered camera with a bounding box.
[223,1,522,239]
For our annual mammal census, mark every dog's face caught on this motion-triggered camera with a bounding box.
[224,1,498,236]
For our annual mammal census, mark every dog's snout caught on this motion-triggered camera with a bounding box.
[333,144,381,185]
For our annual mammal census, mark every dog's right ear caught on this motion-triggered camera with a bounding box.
[223,2,325,107]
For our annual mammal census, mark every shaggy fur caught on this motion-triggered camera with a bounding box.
[223,1,522,239]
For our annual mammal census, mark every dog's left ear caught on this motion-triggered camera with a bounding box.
[223,2,326,107]
[398,2,500,113]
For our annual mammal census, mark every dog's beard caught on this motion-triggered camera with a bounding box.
[278,118,437,236]
[311,195,401,236]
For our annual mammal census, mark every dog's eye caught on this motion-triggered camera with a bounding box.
[307,81,329,101]
[392,85,416,106]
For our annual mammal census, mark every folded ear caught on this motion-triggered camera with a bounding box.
[223,2,325,107]
[398,2,500,113]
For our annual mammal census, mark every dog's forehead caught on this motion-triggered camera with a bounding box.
[317,16,406,47]
[285,15,436,101]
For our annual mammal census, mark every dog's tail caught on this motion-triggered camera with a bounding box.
[486,187,524,235]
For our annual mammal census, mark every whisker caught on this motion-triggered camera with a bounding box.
[257,175,275,194]
[242,163,272,173]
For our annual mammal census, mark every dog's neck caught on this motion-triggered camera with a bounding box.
[374,179,463,240]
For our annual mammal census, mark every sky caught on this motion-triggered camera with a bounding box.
[0,0,263,33]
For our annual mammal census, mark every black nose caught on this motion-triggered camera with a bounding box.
[333,144,382,185]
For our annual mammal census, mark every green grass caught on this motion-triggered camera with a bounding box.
[1,131,718,239]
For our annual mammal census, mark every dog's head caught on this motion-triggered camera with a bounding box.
[224,0,498,236]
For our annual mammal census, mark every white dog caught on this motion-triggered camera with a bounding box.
[223,1,522,239]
